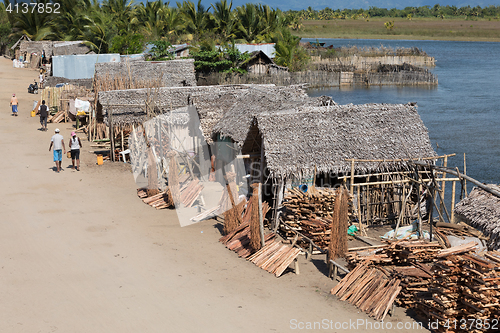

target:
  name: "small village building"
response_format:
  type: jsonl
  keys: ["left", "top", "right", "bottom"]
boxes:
{"left": 213, "top": 102, "right": 438, "bottom": 226}
{"left": 454, "top": 185, "right": 500, "bottom": 250}
{"left": 243, "top": 51, "right": 288, "bottom": 75}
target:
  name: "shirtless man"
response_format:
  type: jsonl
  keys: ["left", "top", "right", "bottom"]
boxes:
{"left": 10, "top": 94, "right": 19, "bottom": 116}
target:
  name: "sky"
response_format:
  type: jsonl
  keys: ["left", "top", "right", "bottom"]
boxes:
{"left": 168, "top": 1, "right": 500, "bottom": 11}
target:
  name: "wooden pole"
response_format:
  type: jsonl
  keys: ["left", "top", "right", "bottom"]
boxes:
{"left": 258, "top": 183, "right": 265, "bottom": 248}
{"left": 463, "top": 153, "right": 468, "bottom": 197}
{"left": 366, "top": 177, "right": 370, "bottom": 225}
{"left": 451, "top": 180, "right": 456, "bottom": 223}
{"left": 109, "top": 106, "right": 115, "bottom": 162}
{"left": 350, "top": 159, "right": 355, "bottom": 196}
{"left": 259, "top": 139, "right": 265, "bottom": 185}
{"left": 440, "top": 156, "right": 447, "bottom": 219}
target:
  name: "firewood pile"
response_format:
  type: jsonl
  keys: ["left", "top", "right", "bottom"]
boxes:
{"left": 248, "top": 239, "right": 301, "bottom": 277}
{"left": 331, "top": 262, "right": 402, "bottom": 321}
{"left": 218, "top": 194, "right": 301, "bottom": 277}
{"left": 280, "top": 188, "right": 353, "bottom": 250}
{"left": 48, "top": 109, "right": 66, "bottom": 123}
{"left": 137, "top": 188, "right": 173, "bottom": 209}
{"left": 136, "top": 174, "right": 203, "bottom": 209}
{"left": 414, "top": 246, "right": 500, "bottom": 332}
{"left": 337, "top": 239, "right": 500, "bottom": 330}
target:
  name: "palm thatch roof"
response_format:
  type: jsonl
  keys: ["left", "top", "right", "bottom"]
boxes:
{"left": 212, "top": 86, "right": 332, "bottom": 144}
{"left": 98, "top": 84, "right": 321, "bottom": 143}
{"left": 215, "top": 103, "right": 436, "bottom": 177}
{"left": 454, "top": 185, "right": 500, "bottom": 250}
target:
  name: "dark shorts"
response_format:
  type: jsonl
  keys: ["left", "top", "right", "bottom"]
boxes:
{"left": 71, "top": 149, "right": 80, "bottom": 160}
{"left": 40, "top": 116, "right": 47, "bottom": 127}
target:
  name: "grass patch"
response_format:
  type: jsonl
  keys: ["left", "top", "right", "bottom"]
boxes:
{"left": 295, "top": 18, "right": 500, "bottom": 42}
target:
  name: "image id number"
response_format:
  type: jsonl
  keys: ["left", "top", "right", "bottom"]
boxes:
{"left": 6, "top": 2, "right": 61, "bottom": 14}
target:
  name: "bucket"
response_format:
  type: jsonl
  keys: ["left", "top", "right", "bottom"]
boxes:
{"left": 299, "top": 184, "right": 308, "bottom": 193}
{"left": 67, "top": 151, "right": 71, "bottom": 159}
{"left": 97, "top": 154, "right": 103, "bottom": 165}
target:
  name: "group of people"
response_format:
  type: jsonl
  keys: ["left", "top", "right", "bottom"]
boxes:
{"left": 10, "top": 92, "right": 83, "bottom": 173}
{"left": 49, "top": 129, "right": 83, "bottom": 173}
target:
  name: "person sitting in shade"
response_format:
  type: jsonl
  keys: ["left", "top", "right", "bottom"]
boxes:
{"left": 49, "top": 128, "right": 66, "bottom": 173}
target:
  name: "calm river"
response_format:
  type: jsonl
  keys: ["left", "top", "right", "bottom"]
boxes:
{"left": 304, "top": 38, "right": 500, "bottom": 185}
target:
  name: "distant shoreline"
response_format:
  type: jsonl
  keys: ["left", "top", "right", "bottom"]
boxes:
{"left": 295, "top": 18, "right": 500, "bottom": 43}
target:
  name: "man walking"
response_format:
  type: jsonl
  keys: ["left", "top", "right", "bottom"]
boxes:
{"left": 10, "top": 94, "right": 18, "bottom": 116}
{"left": 37, "top": 100, "right": 48, "bottom": 131}
{"left": 49, "top": 128, "right": 66, "bottom": 173}
{"left": 69, "top": 131, "right": 82, "bottom": 171}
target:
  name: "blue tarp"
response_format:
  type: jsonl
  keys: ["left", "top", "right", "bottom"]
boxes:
{"left": 52, "top": 54, "right": 120, "bottom": 79}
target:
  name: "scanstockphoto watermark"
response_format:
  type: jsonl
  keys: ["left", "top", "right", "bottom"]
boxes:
{"left": 290, "top": 319, "right": 424, "bottom": 330}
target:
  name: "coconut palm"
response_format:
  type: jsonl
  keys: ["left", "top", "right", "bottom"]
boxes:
{"left": 235, "top": 3, "right": 261, "bottom": 43}
{"left": 177, "top": 0, "right": 209, "bottom": 41}
{"left": 210, "top": 0, "right": 236, "bottom": 42}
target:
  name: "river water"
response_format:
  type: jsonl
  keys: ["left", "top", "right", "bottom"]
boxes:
{"left": 304, "top": 38, "right": 500, "bottom": 185}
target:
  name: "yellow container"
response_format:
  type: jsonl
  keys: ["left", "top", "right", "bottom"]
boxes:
{"left": 31, "top": 109, "right": 36, "bottom": 117}
{"left": 97, "top": 155, "right": 103, "bottom": 165}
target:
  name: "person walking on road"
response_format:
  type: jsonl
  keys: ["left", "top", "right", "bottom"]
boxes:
{"left": 10, "top": 94, "right": 18, "bottom": 116}
{"left": 49, "top": 128, "right": 66, "bottom": 173}
{"left": 37, "top": 100, "right": 48, "bottom": 131}
{"left": 69, "top": 131, "right": 82, "bottom": 171}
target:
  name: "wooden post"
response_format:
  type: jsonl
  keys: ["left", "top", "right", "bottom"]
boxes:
{"left": 451, "top": 180, "right": 456, "bottom": 223}
{"left": 418, "top": 183, "right": 423, "bottom": 239}
{"left": 440, "top": 156, "right": 447, "bottom": 219}
{"left": 259, "top": 139, "right": 265, "bottom": 185}
{"left": 109, "top": 107, "right": 115, "bottom": 162}
{"left": 366, "top": 177, "right": 370, "bottom": 225}
{"left": 463, "top": 153, "right": 468, "bottom": 197}
{"left": 121, "top": 129, "right": 124, "bottom": 152}
{"left": 258, "top": 183, "right": 265, "bottom": 248}
{"left": 350, "top": 159, "right": 355, "bottom": 196}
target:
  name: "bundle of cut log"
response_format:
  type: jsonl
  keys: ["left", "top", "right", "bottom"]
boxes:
{"left": 331, "top": 263, "right": 402, "bottom": 321}
{"left": 179, "top": 178, "right": 203, "bottom": 208}
{"left": 345, "top": 240, "right": 444, "bottom": 266}
{"left": 48, "top": 110, "right": 65, "bottom": 123}
{"left": 248, "top": 239, "right": 301, "bottom": 277}
{"left": 137, "top": 189, "right": 173, "bottom": 209}
{"left": 219, "top": 198, "right": 271, "bottom": 258}
{"left": 280, "top": 188, "right": 353, "bottom": 250}
{"left": 414, "top": 245, "right": 500, "bottom": 332}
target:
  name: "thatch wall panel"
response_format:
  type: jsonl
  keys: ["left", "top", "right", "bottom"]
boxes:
{"left": 95, "top": 59, "right": 196, "bottom": 88}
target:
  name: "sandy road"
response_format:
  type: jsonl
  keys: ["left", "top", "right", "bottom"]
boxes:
{"left": 0, "top": 56, "right": 427, "bottom": 333}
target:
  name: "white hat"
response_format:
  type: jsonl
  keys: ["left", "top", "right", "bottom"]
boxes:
{"left": 55, "top": 128, "right": 60, "bottom": 133}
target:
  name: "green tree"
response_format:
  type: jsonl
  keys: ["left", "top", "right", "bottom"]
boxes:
{"left": 273, "top": 28, "right": 308, "bottom": 71}
{"left": 210, "top": 0, "right": 235, "bottom": 42}
{"left": 177, "top": 0, "right": 209, "bottom": 41}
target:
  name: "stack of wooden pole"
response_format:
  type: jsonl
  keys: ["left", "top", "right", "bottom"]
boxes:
{"left": 281, "top": 187, "right": 356, "bottom": 250}
{"left": 221, "top": 172, "right": 242, "bottom": 235}
{"left": 137, "top": 189, "right": 174, "bottom": 209}
{"left": 331, "top": 263, "right": 402, "bottom": 321}
{"left": 248, "top": 239, "right": 301, "bottom": 277}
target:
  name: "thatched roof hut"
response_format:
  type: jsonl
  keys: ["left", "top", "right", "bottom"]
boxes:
{"left": 214, "top": 102, "right": 436, "bottom": 178}
{"left": 98, "top": 84, "right": 319, "bottom": 143}
{"left": 454, "top": 185, "right": 500, "bottom": 250}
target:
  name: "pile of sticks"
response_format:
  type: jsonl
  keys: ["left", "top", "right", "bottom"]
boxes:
{"left": 48, "top": 110, "right": 65, "bottom": 123}
{"left": 280, "top": 187, "right": 353, "bottom": 250}
{"left": 414, "top": 245, "right": 500, "bottom": 331}
{"left": 248, "top": 239, "right": 301, "bottom": 277}
{"left": 220, "top": 222, "right": 276, "bottom": 258}
{"left": 331, "top": 263, "right": 402, "bottom": 321}
{"left": 137, "top": 189, "right": 173, "bottom": 209}
{"left": 345, "top": 240, "right": 444, "bottom": 266}
{"left": 179, "top": 178, "right": 203, "bottom": 208}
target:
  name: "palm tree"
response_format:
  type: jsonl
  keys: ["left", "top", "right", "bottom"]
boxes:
{"left": 235, "top": 3, "right": 261, "bottom": 43}
{"left": 10, "top": 0, "right": 57, "bottom": 40}
{"left": 177, "top": 0, "right": 209, "bottom": 41}
{"left": 210, "top": 0, "right": 235, "bottom": 42}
